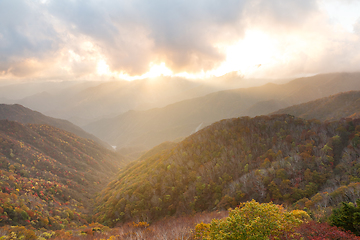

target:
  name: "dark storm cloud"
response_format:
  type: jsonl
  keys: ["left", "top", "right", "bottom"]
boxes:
{"left": 0, "top": 0, "right": 320, "bottom": 78}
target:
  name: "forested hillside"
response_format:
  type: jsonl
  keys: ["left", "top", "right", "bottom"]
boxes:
{"left": 95, "top": 114, "right": 360, "bottom": 226}
{"left": 0, "top": 104, "right": 107, "bottom": 147}
{"left": 272, "top": 91, "right": 360, "bottom": 121}
{"left": 0, "top": 120, "right": 125, "bottom": 229}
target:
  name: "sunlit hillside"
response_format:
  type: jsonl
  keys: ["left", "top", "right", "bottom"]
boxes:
{"left": 94, "top": 114, "right": 360, "bottom": 225}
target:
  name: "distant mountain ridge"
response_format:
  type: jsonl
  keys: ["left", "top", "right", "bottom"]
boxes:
{"left": 14, "top": 76, "right": 247, "bottom": 126}
{"left": 84, "top": 72, "right": 360, "bottom": 149}
{"left": 271, "top": 91, "right": 360, "bottom": 121}
{"left": 0, "top": 104, "right": 108, "bottom": 147}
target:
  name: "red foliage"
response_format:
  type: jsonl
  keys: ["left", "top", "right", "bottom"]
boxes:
{"left": 275, "top": 221, "right": 360, "bottom": 240}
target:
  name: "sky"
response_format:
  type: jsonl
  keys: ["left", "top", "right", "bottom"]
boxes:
{"left": 1, "top": 0, "right": 360, "bottom": 82}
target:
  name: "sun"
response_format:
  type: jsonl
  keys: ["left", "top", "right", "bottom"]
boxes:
{"left": 146, "top": 62, "right": 173, "bottom": 78}
{"left": 97, "top": 61, "right": 173, "bottom": 80}
{"left": 211, "top": 30, "right": 278, "bottom": 77}
{"left": 97, "top": 60, "right": 111, "bottom": 76}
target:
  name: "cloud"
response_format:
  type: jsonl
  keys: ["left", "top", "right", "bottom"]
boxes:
{"left": 44, "top": 0, "right": 319, "bottom": 75}
{"left": 354, "top": 18, "right": 360, "bottom": 35}
{"left": 245, "top": 0, "right": 318, "bottom": 29}
{"left": 2, "top": 0, "right": 360, "bottom": 80}
{"left": 0, "top": 0, "right": 62, "bottom": 77}
{"left": 133, "top": 0, "right": 248, "bottom": 73}
{"left": 45, "top": 0, "right": 249, "bottom": 74}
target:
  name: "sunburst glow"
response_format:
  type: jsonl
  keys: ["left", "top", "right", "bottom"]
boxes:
{"left": 211, "top": 30, "right": 278, "bottom": 77}
{"left": 145, "top": 63, "right": 173, "bottom": 78}
{"left": 97, "top": 62, "right": 174, "bottom": 81}
{"left": 95, "top": 31, "right": 279, "bottom": 80}
{"left": 97, "top": 60, "right": 111, "bottom": 76}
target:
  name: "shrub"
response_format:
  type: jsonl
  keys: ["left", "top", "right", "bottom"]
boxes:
{"left": 193, "top": 200, "right": 309, "bottom": 240}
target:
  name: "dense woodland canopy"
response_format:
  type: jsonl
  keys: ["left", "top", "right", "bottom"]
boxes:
{"left": 94, "top": 114, "right": 360, "bottom": 226}
{"left": 0, "top": 120, "right": 125, "bottom": 230}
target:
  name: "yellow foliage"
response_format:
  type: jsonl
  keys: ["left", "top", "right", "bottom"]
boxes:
{"left": 132, "top": 221, "right": 149, "bottom": 228}
{"left": 194, "top": 200, "right": 309, "bottom": 240}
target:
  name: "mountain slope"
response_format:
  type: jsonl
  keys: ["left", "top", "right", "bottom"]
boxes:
{"left": 271, "top": 91, "right": 360, "bottom": 121}
{"left": 94, "top": 114, "right": 360, "bottom": 225}
{"left": 85, "top": 72, "right": 360, "bottom": 149}
{"left": 0, "top": 120, "right": 125, "bottom": 229}
{"left": 0, "top": 104, "right": 108, "bottom": 147}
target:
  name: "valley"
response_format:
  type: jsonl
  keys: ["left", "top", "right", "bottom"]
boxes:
{"left": 1, "top": 73, "right": 360, "bottom": 239}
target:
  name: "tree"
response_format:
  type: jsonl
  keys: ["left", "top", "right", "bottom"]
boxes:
{"left": 193, "top": 200, "right": 309, "bottom": 240}
{"left": 329, "top": 200, "right": 360, "bottom": 235}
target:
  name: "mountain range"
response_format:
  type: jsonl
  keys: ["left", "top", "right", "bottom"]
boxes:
{"left": 84, "top": 72, "right": 360, "bottom": 150}
{"left": 8, "top": 75, "right": 250, "bottom": 126}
